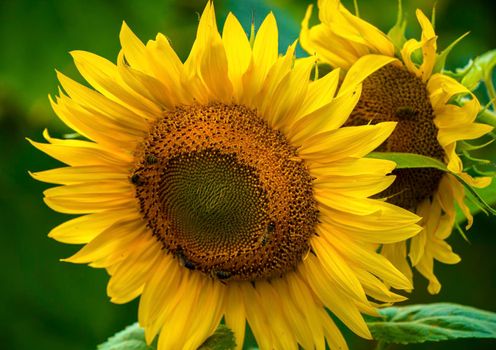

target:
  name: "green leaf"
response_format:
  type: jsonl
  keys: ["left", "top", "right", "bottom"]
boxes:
{"left": 368, "top": 152, "right": 447, "bottom": 170}
{"left": 97, "top": 323, "right": 236, "bottom": 350}
{"left": 477, "top": 108, "right": 496, "bottom": 129}
{"left": 456, "top": 179, "right": 496, "bottom": 224}
{"left": 458, "top": 139, "right": 494, "bottom": 152}
{"left": 433, "top": 32, "right": 470, "bottom": 74}
{"left": 461, "top": 50, "right": 496, "bottom": 93}
{"left": 462, "top": 150, "right": 491, "bottom": 165}
{"left": 198, "top": 325, "right": 236, "bottom": 350}
{"left": 367, "top": 303, "right": 496, "bottom": 344}
{"left": 367, "top": 152, "right": 496, "bottom": 215}
{"left": 387, "top": 0, "right": 407, "bottom": 51}
{"left": 98, "top": 323, "right": 155, "bottom": 350}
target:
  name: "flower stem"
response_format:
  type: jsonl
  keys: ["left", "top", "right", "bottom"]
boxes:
{"left": 485, "top": 76, "right": 496, "bottom": 109}
{"left": 477, "top": 108, "right": 496, "bottom": 128}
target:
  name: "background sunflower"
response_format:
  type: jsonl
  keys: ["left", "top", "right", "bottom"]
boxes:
{"left": 0, "top": 1, "right": 494, "bottom": 350}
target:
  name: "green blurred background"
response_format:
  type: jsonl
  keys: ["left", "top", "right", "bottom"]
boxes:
{"left": 0, "top": 0, "right": 494, "bottom": 349}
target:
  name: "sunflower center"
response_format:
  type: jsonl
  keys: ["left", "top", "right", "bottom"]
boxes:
{"left": 345, "top": 63, "right": 445, "bottom": 210}
{"left": 133, "top": 104, "right": 318, "bottom": 281}
{"left": 161, "top": 150, "right": 268, "bottom": 256}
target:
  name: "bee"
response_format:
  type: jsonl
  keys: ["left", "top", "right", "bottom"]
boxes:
{"left": 176, "top": 250, "right": 195, "bottom": 270}
{"left": 395, "top": 106, "right": 418, "bottom": 119}
{"left": 260, "top": 221, "right": 276, "bottom": 246}
{"left": 130, "top": 173, "right": 144, "bottom": 186}
{"left": 267, "top": 221, "right": 276, "bottom": 233}
{"left": 145, "top": 154, "right": 158, "bottom": 165}
{"left": 211, "top": 269, "right": 232, "bottom": 281}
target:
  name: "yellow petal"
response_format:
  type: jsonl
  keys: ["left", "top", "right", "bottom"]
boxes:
{"left": 325, "top": 233, "right": 413, "bottom": 290}
{"left": 265, "top": 56, "right": 315, "bottom": 130}
{"left": 338, "top": 4, "right": 395, "bottom": 56}
{"left": 447, "top": 174, "right": 474, "bottom": 229}
{"left": 48, "top": 207, "right": 139, "bottom": 244}
{"left": 143, "top": 267, "right": 195, "bottom": 342}
{"left": 43, "top": 181, "right": 133, "bottom": 198}
{"left": 302, "top": 20, "right": 358, "bottom": 68}
{"left": 30, "top": 165, "right": 127, "bottom": 185}
{"left": 242, "top": 12, "right": 279, "bottom": 101}
{"left": 43, "top": 181, "right": 134, "bottom": 214}
{"left": 271, "top": 278, "right": 314, "bottom": 350}
{"left": 222, "top": 13, "right": 252, "bottom": 100}
{"left": 71, "top": 50, "right": 161, "bottom": 118}
{"left": 299, "top": 67, "right": 340, "bottom": 117}
{"left": 199, "top": 24, "right": 233, "bottom": 101}
{"left": 415, "top": 9, "right": 437, "bottom": 81}
{"left": 312, "top": 237, "right": 369, "bottom": 304}
{"left": 429, "top": 238, "right": 461, "bottom": 265}
{"left": 415, "top": 253, "right": 441, "bottom": 294}
{"left": 29, "top": 138, "right": 131, "bottom": 168}
{"left": 288, "top": 83, "right": 362, "bottom": 144}
{"left": 182, "top": 280, "right": 225, "bottom": 350}
{"left": 119, "top": 22, "right": 154, "bottom": 75}
{"left": 55, "top": 70, "right": 150, "bottom": 130}
{"left": 255, "top": 281, "right": 298, "bottom": 349}
{"left": 444, "top": 143, "right": 463, "bottom": 173}
{"left": 301, "top": 0, "right": 395, "bottom": 69}
{"left": 285, "top": 273, "right": 327, "bottom": 350}
{"left": 315, "top": 191, "right": 382, "bottom": 215}
{"left": 117, "top": 56, "right": 174, "bottom": 108}
{"left": 354, "top": 268, "right": 408, "bottom": 303}
{"left": 428, "top": 73, "right": 475, "bottom": 108}
{"left": 320, "top": 307, "right": 349, "bottom": 350}
{"left": 434, "top": 104, "right": 479, "bottom": 128}
{"left": 314, "top": 174, "right": 395, "bottom": 197}
{"left": 299, "top": 122, "right": 397, "bottom": 161}
{"left": 438, "top": 123, "right": 493, "bottom": 147}
{"left": 138, "top": 255, "right": 179, "bottom": 330}
{"left": 50, "top": 94, "right": 141, "bottom": 150}
{"left": 339, "top": 54, "right": 397, "bottom": 96}
{"left": 400, "top": 38, "right": 425, "bottom": 77}
{"left": 156, "top": 273, "right": 204, "bottom": 349}
{"left": 64, "top": 219, "right": 145, "bottom": 264}
{"left": 224, "top": 284, "right": 246, "bottom": 350}
{"left": 458, "top": 172, "right": 492, "bottom": 189}
{"left": 409, "top": 228, "right": 427, "bottom": 267}
{"left": 318, "top": 211, "right": 419, "bottom": 244}
{"left": 240, "top": 282, "right": 273, "bottom": 350}
{"left": 145, "top": 33, "right": 184, "bottom": 100}
{"left": 108, "top": 234, "right": 162, "bottom": 303}
{"left": 310, "top": 158, "right": 396, "bottom": 177}
{"left": 303, "top": 255, "right": 372, "bottom": 339}
{"left": 301, "top": 3, "right": 358, "bottom": 68}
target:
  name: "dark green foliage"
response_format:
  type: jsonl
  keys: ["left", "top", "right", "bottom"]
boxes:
{"left": 98, "top": 323, "right": 235, "bottom": 350}
{"left": 198, "top": 325, "right": 236, "bottom": 350}
{"left": 98, "top": 324, "right": 155, "bottom": 350}
{"left": 367, "top": 303, "right": 496, "bottom": 344}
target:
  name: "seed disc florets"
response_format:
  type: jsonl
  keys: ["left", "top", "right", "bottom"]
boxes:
{"left": 345, "top": 64, "right": 445, "bottom": 209}
{"left": 132, "top": 104, "right": 318, "bottom": 281}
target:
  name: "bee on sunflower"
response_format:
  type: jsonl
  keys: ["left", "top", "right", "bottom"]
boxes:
{"left": 300, "top": 0, "right": 494, "bottom": 294}
{"left": 29, "top": 1, "right": 425, "bottom": 349}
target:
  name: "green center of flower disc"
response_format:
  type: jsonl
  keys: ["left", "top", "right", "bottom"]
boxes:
{"left": 345, "top": 63, "right": 445, "bottom": 210}
{"left": 161, "top": 150, "right": 269, "bottom": 256}
{"left": 133, "top": 104, "right": 318, "bottom": 281}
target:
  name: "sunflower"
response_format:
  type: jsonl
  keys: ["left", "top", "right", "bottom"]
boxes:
{"left": 30, "top": 2, "right": 422, "bottom": 349}
{"left": 301, "top": 0, "right": 493, "bottom": 294}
